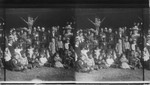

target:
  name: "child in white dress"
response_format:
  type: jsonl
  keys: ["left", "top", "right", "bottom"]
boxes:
{"left": 120, "top": 54, "right": 130, "bottom": 69}
{"left": 54, "top": 53, "right": 63, "bottom": 68}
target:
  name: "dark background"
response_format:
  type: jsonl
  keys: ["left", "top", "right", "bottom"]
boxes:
{"left": 5, "top": 8, "right": 149, "bottom": 31}
{"left": 5, "top": 9, "right": 74, "bottom": 30}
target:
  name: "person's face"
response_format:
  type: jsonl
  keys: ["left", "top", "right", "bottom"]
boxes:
{"left": 80, "top": 33, "right": 83, "bottom": 36}
{"left": 24, "top": 32, "right": 27, "bottom": 35}
{"left": 105, "top": 28, "right": 107, "bottom": 32}
{"left": 133, "top": 30, "right": 138, "bottom": 34}
{"left": 88, "top": 31, "right": 91, "bottom": 34}
{"left": 133, "top": 40, "right": 136, "bottom": 44}
{"left": 109, "top": 29, "right": 112, "bottom": 33}
{"left": 89, "top": 54, "right": 92, "bottom": 59}
{"left": 59, "top": 36, "right": 61, "bottom": 40}
{"left": 125, "top": 37, "right": 128, "bottom": 41}
{"left": 56, "top": 54, "right": 59, "bottom": 57}
{"left": 107, "top": 55, "right": 110, "bottom": 58}
{"left": 101, "top": 28, "right": 103, "bottom": 32}
{"left": 67, "top": 29, "right": 71, "bottom": 33}
{"left": 91, "top": 33, "right": 94, "bottom": 36}
{"left": 21, "top": 30, "right": 23, "bottom": 33}
{"left": 67, "top": 40, "right": 70, "bottom": 43}
{"left": 148, "top": 31, "right": 150, "bottom": 35}
{"left": 42, "top": 28, "right": 45, "bottom": 32}
{"left": 34, "top": 28, "right": 36, "bottom": 31}
{"left": 52, "top": 38, "right": 55, "bottom": 42}
{"left": 13, "top": 31, "right": 16, "bottom": 35}
{"left": 118, "top": 39, "right": 122, "bottom": 43}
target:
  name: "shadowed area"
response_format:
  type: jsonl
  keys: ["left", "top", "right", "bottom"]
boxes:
{"left": 76, "top": 68, "right": 150, "bottom": 81}
{"left": 4, "top": 67, "right": 75, "bottom": 81}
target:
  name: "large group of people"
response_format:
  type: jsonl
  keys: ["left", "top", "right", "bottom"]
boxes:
{"left": 3, "top": 16, "right": 75, "bottom": 71}
{"left": 75, "top": 18, "right": 150, "bottom": 72}
{"left": 0, "top": 16, "right": 150, "bottom": 73}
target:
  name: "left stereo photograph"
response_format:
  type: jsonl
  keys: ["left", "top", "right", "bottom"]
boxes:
{"left": 2, "top": 8, "right": 76, "bottom": 81}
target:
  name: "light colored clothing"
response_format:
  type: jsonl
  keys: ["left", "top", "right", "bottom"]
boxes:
{"left": 54, "top": 56, "right": 63, "bottom": 68}
{"left": 120, "top": 56, "right": 130, "bottom": 69}
{"left": 39, "top": 57, "right": 47, "bottom": 66}
{"left": 143, "top": 47, "right": 150, "bottom": 61}
{"left": 106, "top": 58, "right": 114, "bottom": 67}
{"left": 95, "top": 49, "right": 101, "bottom": 59}
{"left": 14, "top": 48, "right": 22, "bottom": 58}
{"left": 131, "top": 44, "right": 136, "bottom": 51}
{"left": 4, "top": 48, "right": 11, "bottom": 61}
{"left": 28, "top": 48, "right": 34, "bottom": 58}
{"left": 87, "top": 57, "right": 95, "bottom": 67}
{"left": 49, "top": 42, "right": 56, "bottom": 55}
{"left": 116, "top": 43, "right": 123, "bottom": 55}
{"left": 124, "top": 42, "right": 130, "bottom": 50}
{"left": 21, "top": 57, "right": 28, "bottom": 66}
{"left": 57, "top": 41, "right": 63, "bottom": 49}
{"left": 81, "top": 49, "right": 89, "bottom": 59}
{"left": 65, "top": 43, "right": 69, "bottom": 50}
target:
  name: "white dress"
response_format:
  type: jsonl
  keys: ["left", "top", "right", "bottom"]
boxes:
{"left": 39, "top": 57, "right": 47, "bottom": 66}
{"left": 120, "top": 57, "right": 130, "bottom": 69}
{"left": 106, "top": 58, "right": 114, "bottom": 67}
{"left": 95, "top": 49, "right": 101, "bottom": 59}
{"left": 5, "top": 48, "right": 11, "bottom": 61}
{"left": 143, "top": 47, "right": 150, "bottom": 61}
{"left": 54, "top": 56, "right": 63, "bottom": 68}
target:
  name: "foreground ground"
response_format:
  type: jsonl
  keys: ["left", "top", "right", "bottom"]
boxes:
{"left": 0, "top": 67, "right": 75, "bottom": 81}
{"left": 75, "top": 68, "right": 150, "bottom": 81}
{"left": 0, "top": 67, "right": 150, "bottom": 81}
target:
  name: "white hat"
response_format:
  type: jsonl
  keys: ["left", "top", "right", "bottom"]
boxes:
{"left": 132, "top": 26, "right": 139, "bottom": 30}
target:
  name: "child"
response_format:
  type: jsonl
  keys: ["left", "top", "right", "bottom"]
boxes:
{"left": 94, "top": 47, "right": 101, "bottom": 64}
{"left": 11, "top": 53, "right": 24, "bottom": 71}
{"left": 65, "top": 51, "right": 74, "bottom": 68}
{"left": 39, "top": 50, "right": 48, "bottom": 66}
{"left": 106, "top": 52, "right": 114, "bottom": 68}
{"left": 115, "top": 39, "right": 123, "bottom": 58}
{"left": 120, "top": 54, "right": 130, "bottom": 69}
{"left": 77, "top": 54, "right": 91, "bottom": 73}
{"left": 54, "top": 53, "right": 63, "bottom": 68}
{"left": 86, "top": 53, "right": 96, "bottom": 70}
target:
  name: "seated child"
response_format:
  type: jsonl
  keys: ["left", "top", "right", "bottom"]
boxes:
{"left": 130, "top": 51, "right": 142, "bottom": 69}
{"left": 11, "top": 53, "right": 24, "bottom": 71}
{"left": 54, "top": 53, "right": 63, "bottom": 68}
{"left": 94, "top": 47, "right": 101, "bottom": 65}
{"left": 28, "top": 49, "right": 40, "bottom": 68}
{"left": 77, "top": 54, "right": 91, "bottom": 72}
{"left": 19, "top": 52, "right": 28, "bottom": 69}
{"left": 120, "top": 54, "right": 130, "bottom": 69}
{"left": 65, "top": 51, "right": 74, "bottom": 68}
{"left": 106, "top": 53, "right": 114, "bottom": 67}
{"left": 39, "top": 51, "right": 48, "bottom": 66}
{"left": 86, "top": 53, "right": 96, "bottom": 70}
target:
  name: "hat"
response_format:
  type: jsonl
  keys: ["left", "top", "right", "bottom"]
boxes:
{"left": 132, "top": 26, "right": 139, "bottom": 31}
{"left": 133, "top": 38, "right": 137, "bottom": 41}
{"left": 65, "top": 25, "right": 72, "bottom": 30}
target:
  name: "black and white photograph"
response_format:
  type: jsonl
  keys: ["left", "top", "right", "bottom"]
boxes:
{"left": 75, "top": 8, "right": 149, "bottom": 81}
{"left": 0, "top": 7, "right": 150, "bottom": 82}
{"left": 3, "top": 8, "right": 75, "bottom": 81}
